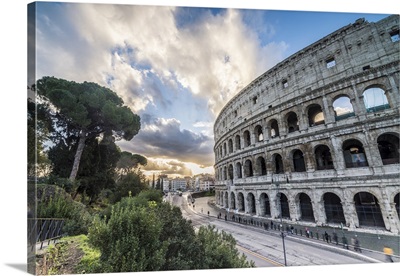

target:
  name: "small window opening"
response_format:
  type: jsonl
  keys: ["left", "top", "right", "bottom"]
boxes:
{"left": 326, "top": 57, "right": 336, "bottom": 68}
{"left": 363, "top": 65, "right": 370, "bottom": 71}
{"left": 282, "top": 80, "right": 288, "bottom": 88}
{"left": 253, "top": 96, "right": 258, "bottom": 105}
{"left": 390, "top": 30, "right": 399, "bottom": 42}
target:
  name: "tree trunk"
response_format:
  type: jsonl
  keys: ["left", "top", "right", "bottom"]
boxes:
{"left": 69, "top": 129, "right": 87, "bottom": 182}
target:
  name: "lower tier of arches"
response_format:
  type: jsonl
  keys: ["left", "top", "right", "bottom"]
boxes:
{"left": 214, "top": 184, "right": 400, "bottom": 234}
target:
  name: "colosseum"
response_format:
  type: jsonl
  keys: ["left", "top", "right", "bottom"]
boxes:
{"left": 213, "top": 14, "right": 400, "bottom": 234}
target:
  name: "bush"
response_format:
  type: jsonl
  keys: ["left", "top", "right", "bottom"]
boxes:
{"left": 88, "top": 197, "right": 167, "bottom": 272}
{"left": 37, "top": 184, "right": 92, "bottom": 236}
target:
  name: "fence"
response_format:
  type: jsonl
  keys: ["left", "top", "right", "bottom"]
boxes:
{"left": 28, "top": 218, "right": 65, "bottom": 251}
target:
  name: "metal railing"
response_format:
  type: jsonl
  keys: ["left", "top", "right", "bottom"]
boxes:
{"left": 28, "top": 218, "right": 65, "bottom": 251}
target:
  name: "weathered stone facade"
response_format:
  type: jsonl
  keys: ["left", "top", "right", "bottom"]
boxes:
{"left": 213, "top": 15, "right": 400, "bottom": 234}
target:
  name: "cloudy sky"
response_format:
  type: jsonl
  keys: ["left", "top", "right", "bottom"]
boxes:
{"left": 30, "top": 1, "right": 390, "bottom": 178}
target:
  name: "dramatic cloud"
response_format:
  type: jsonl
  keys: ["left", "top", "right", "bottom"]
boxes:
{"left": 117, "top": 115, "right": 215, "bottom": 166}
{"left": 35, "top": 3, "right": 290, "bottom": 177}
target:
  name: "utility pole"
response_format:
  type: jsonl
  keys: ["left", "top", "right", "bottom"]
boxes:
{"left": 273, "top": 173, "right": 287, "bottom": 266}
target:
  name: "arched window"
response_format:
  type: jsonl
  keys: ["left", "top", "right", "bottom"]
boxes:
{"left": 298, "top": 193, "right": 314, "bottom": 222}
{"left": 244, "top": 159, "right": 253, "bottom": 177}
{"left": 293, "top": 149, "right": 306, "bottom": 172}
{"left": 223, "top": 166, "right": 227, "bottom": 180}
{"left": 277, "top": 193, "right": 290, "bottom": 219}
{"left": 307, "top": 104, "right": 325, "bottom": 126}
{"left": 247, "top": 193, "right": 256, "bottom": 214}
{"left": 342, "top": 139, "right": 369, "bottom": 168}
{"left": 333, "top": 96, "right": 355, "bottom": 120}
{"left": 243, "top": 130, "right": 251, "bottom": 147}
{"left": 260, "top": 193, "right": 271, "bottom": 217}
{"left": 315, "top": 145, "right": 334, "bottom": 170}
{"left": 363, "top": 87, "right": 390, "bottom": 113}
{"left": 254, "top": 125, "right": 263, "bottom": 142}
{"left": 230, "top": 192, "right": 236, "bottom": 210}
{"left": 287, "top": 112, "right": 299, "bottom": 133}
{"left": 270, "top": 119, "right": 280, "bottom": 138}
{"left": 235, "top": 135, "right": 241, "bottom": 150}
{"left": 228, "top": 164, "right": 234, "bottom": 180}
{"left": 274, "top": 154, "right": 284, "bottom": 174}
{"left": 223, "top": 143, "right": 227, "bottom": 156}
{"left": 256, "top": 156, "right": 267, "bottom": 175}
{"left": 377, "top": 133, "right": 399, "bottom": 165}
{"left": 228, "top": 139, "right": 233, "bottom": 153}
{"left": 236, "top": 162, "right": 242, "bottom": 178}
{"left": 238, "top": 193, "right": 245, "bottom": 212}
{"left": 324, "top": 192, "right": 346, "bottom": 224}
{"left": 354, "top": 192, "right": 385, "bottom": 228}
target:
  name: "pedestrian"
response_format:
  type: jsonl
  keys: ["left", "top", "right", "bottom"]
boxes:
{"left": 291, "top": 225, "right": 294, "bottom": 234}
{"left": 324, "top": 231, "right": 329, "bottom": 243}
{"left": 332, "top": 232, "right": 338, "bottom": 245}
{"left": 224, "top": 214, "right": 227, "bottom": 221}
{"left": 342, "top": 236, "right": 349, "bottom": 249}
{"left": 305, "top": 227, "right": 310, "bottom": 238}
{"left": 353, "top": 235, "right": 361, "bottom": 252}
{"left": 383, "top": 245, "right": 394, "bottom": 262}
{"left": 207, "top": 210, "right": 210, "bottom": 216}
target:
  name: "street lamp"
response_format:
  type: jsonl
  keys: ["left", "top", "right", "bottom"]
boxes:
{"left": 272, "top": 173, "right": 287, "bottom": 266}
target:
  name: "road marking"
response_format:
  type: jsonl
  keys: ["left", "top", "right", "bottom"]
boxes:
{"left": 237, "top": 245, "right": 284, "bottom": 267}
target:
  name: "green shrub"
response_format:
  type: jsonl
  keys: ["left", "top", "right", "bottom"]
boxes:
{"left": 88, "top": 197, "right": 167, "bottom": 272}
{"left": 37, "top": 184, "right": 92, "bottom": 236}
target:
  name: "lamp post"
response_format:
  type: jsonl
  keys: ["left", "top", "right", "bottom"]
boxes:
{"left": 272, "top": 173, "right": 287, "bottom": 266}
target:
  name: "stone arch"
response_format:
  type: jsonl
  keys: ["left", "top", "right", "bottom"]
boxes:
{"left": 224, "top": 191, "right": 229, "bottom": 208}
{"left": 259, "top": 193, "right": 271, "bottom": 217}
{"left": 256, "top": 156, "right": 267, "bottom": 175}
{"left": 269, "top": 118, "right": 280, "bottom": 138}
{"left": 237, "top": 192, "right": 245, "bottom": 212}
{"left": 235, "top": 134, "right": 241, "bottom": 150}
{"left": 277, "top": 192, "right": 290, "bottom": 219}
{"left": 297, "top": 192, "right": 315, "bottom": 222}
{"left": 243, "top": 130, "right": 251, "bottom": 147}
{"left": 362, "top": 86, "right": 390, "bottom": 113}
{"left": 223, "top": 166, "right": 227, "bottom": 180}
{"left": 230, "top": 192, "right": 236, "bottom": 210}
{"left": 292, "top": 149, "right": 306, "bottom": 172}
{"left": 333, "top": 95, "right": 355, "bottom": 120}
{"left": 377, "top": 133, "right": 399, "bottom": 165}
{"left": 254, "top": 124, "right": 264, "bottom": 142}
{"left": 307, "top": 103, "right": 325, "bottom": 127}
{"left": 342, "top": 139, "right": 369, "bottom": 168}
{"left": 247, "top": 192, "right": 256, "bottom": 214}
{"left": 354, "top": 192, "right": 385, "bottom": 228}
{"left": 236, "top": 162, "right": 242, "bottom": 178}
{"left": 314, "top": 144, "right": 334, "bottom": 170}
{"left": 273, "top": 153, "right": 284, "bottom": 174}
{"left": 286, "top": 111, "right": 299, "bottom": 133}
{"left": 223, "top": 142, "right": 227, "bottom": 156}
{"left": 228, "top": 164, "right": 234, "bottom": 180}
{"left": 244, "top": 159, "right": 254, "bottom": 177}
{"left": 323, "top": 192, "right": 346, "bottom": 224}
{"left": 228, "top": 138, "right": 233, "bottom": 153}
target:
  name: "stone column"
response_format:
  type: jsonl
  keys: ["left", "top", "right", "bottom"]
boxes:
{"left": 322, "top": 96, "right": 335, "bottom": 124}
{"left": 379, "top": 187, "right": 400, "bottom": 234}
{"left": 386, "top": 75, "right": 400, "bottom": 108}
{"left": 341, "top": 197, "right": 358, "bottom": 230}
{"left": 330, "top": 135, "right": 346, "bottom": 172}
